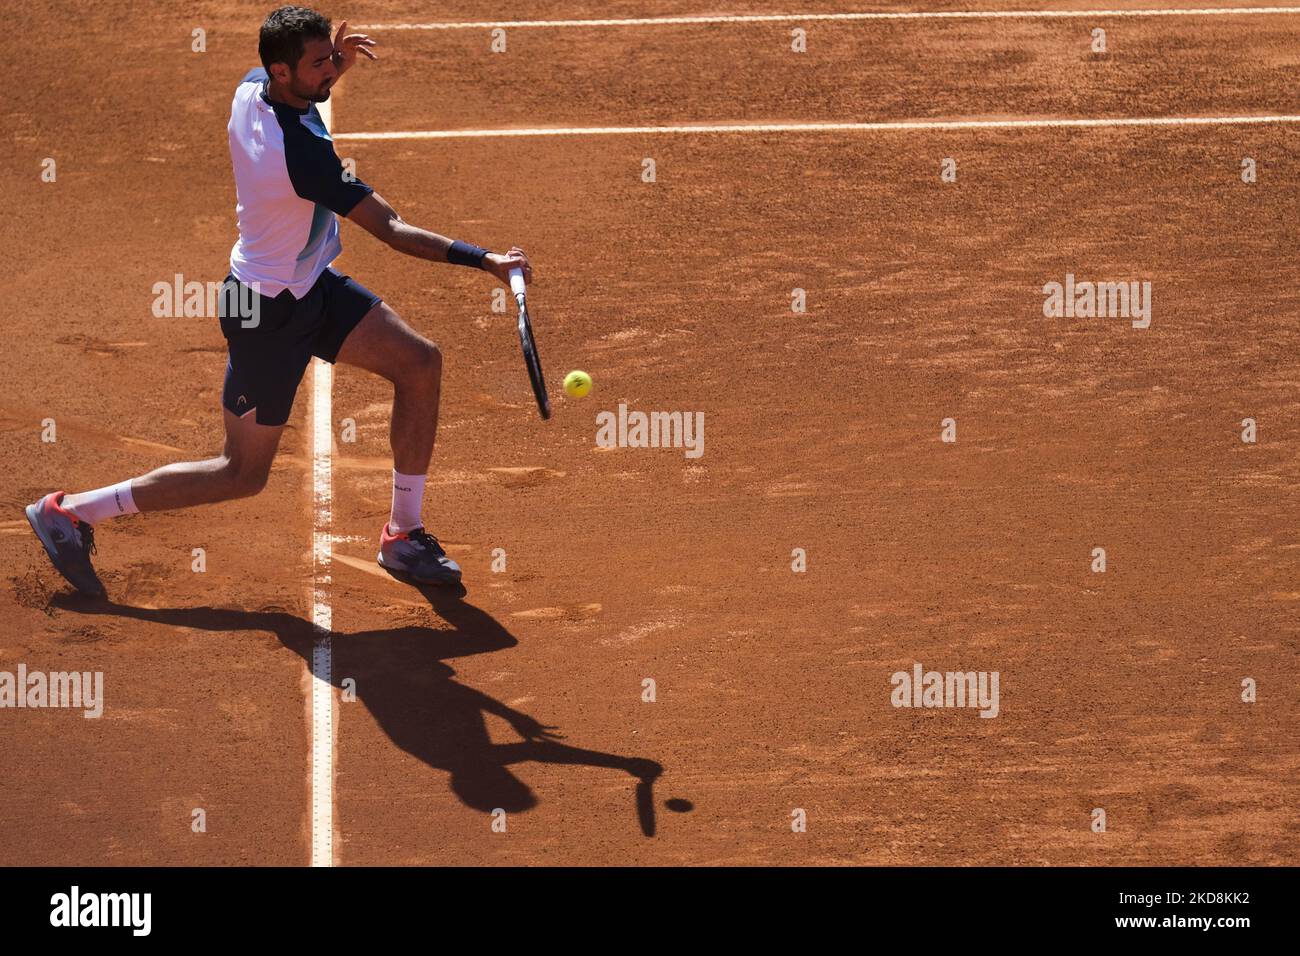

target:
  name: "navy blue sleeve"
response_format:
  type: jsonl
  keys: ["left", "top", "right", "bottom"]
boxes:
{"left": 282, "top": 115, "right": 374, "bottom": 216}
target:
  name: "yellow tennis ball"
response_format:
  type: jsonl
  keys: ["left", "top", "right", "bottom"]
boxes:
{"left": 564, "top": 370, "right": 592, "bottom": 398}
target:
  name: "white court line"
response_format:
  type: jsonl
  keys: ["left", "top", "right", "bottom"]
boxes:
{"left": 310, "top": 364, "right": 334, "bottom": 870}
{"left": 310, "top": 99, "right": 336, "bottom": 869}
{"left": 358, "top": 6, "right": 1300, "bottom": 29}
{"left": 310, "top": 360, "right": 334, "bottom": 868}
{"left": 334, "top": 113, "right": 1300, "bottom": 140}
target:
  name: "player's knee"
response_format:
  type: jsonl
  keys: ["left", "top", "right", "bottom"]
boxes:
{"left": 409, "top": 338, "right": 442, "bottom": 387}
{"left": 218, "top": 456, "right": 270, "bottom": 499}
{"left": 233, "top": 468, "right": 270, "bottom": 498}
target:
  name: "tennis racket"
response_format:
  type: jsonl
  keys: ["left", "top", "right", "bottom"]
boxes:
{"left": 509, "top": 267, "right": 551, "bottom": 420}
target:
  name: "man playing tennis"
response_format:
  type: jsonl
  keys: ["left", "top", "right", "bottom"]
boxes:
{"left": 26, "top": 5, "right": 531, "bottom": 595}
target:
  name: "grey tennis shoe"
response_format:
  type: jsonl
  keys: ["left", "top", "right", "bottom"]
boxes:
{"left": 25, "top": 491, "right": 106, "bottom": 597}
{"left": 378, "top": 524, "right": 462, "bottom": 585}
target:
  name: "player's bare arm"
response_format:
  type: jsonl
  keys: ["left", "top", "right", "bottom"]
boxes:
{"left": 347, "top": 192, "right": 534, "bottom": 286}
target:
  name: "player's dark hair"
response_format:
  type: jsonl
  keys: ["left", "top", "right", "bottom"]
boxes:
{"left": 259, "top": 6, "right": 332, "bottom": 72}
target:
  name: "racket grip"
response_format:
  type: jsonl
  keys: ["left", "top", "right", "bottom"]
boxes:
{"left": 508, "top": 267, "right": 527, "bottom": 299}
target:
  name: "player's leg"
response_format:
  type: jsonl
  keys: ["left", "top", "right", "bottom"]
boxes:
{"left": 334, "top": 299, "right": 442, "bottom": 477}
{"left": 64, "top": 313, "right": 300, "bottom": 516}
{"left": 327, "top": 289, "right": 459, "bottom": 585}
{"left": 127, "top": 408, "right": 285, "bottom": 510}
{"left": 120, "top": 272, "right": 296, "bottom": 511}
{"left": 27, "top": 271, "right": 308, "bottom": 596}
{"left": 26, "top": 410, "right": 286, "bottom": 596}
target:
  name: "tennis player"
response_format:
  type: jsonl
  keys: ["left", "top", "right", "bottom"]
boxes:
{"left": 26, "top": 5, "right": 531, "bottom": 594}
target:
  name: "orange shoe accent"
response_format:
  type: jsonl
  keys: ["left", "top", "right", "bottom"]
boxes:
{"left": 47, "top": 491, "right": 83, "bottom": 525}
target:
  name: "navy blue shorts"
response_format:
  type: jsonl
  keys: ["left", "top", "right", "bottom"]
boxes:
{"left": 218, "top": 268, "right": 380, "bottom": 426}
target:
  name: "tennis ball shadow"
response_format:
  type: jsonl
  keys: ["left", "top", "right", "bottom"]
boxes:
{"left": 665, "top": 798, "right": 694, "bottom": 813}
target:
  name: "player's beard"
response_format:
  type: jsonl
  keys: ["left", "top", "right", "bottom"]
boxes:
{"left": 290, "top": 71, "right": 332, "bottom": 103}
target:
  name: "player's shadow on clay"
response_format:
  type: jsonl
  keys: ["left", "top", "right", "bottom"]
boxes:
{"left": 52, "top": 588, "right": 669, "bottom": 837}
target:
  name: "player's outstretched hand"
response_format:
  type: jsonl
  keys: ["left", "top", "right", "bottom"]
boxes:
{"left": 483, "top": 246, "right": 534, "bottom": 286}
{"left": 510, "top": 714, "right": 563, "bottom": 742}
{"left": 331, "top": 19, "right": 378, "bottom": 73}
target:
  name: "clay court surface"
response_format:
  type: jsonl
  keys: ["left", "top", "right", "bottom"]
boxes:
{"left": 3, "top": 1, "right": 1299, "bottom": 865}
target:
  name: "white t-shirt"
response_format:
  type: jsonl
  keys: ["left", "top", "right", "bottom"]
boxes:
{"left": 227, "top": 68, "right": 373, "bottom": 299}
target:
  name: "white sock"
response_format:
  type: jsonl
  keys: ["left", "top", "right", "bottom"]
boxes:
{"left": 389, "top": 470, "right": 427, "bottom": 534}
{"left": 62, "top": 480, "right": 139, "bottom": 525}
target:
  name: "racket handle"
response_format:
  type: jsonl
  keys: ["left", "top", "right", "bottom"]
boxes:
{"left": 508, "top": 267, "right": 527, "bottom": 300}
